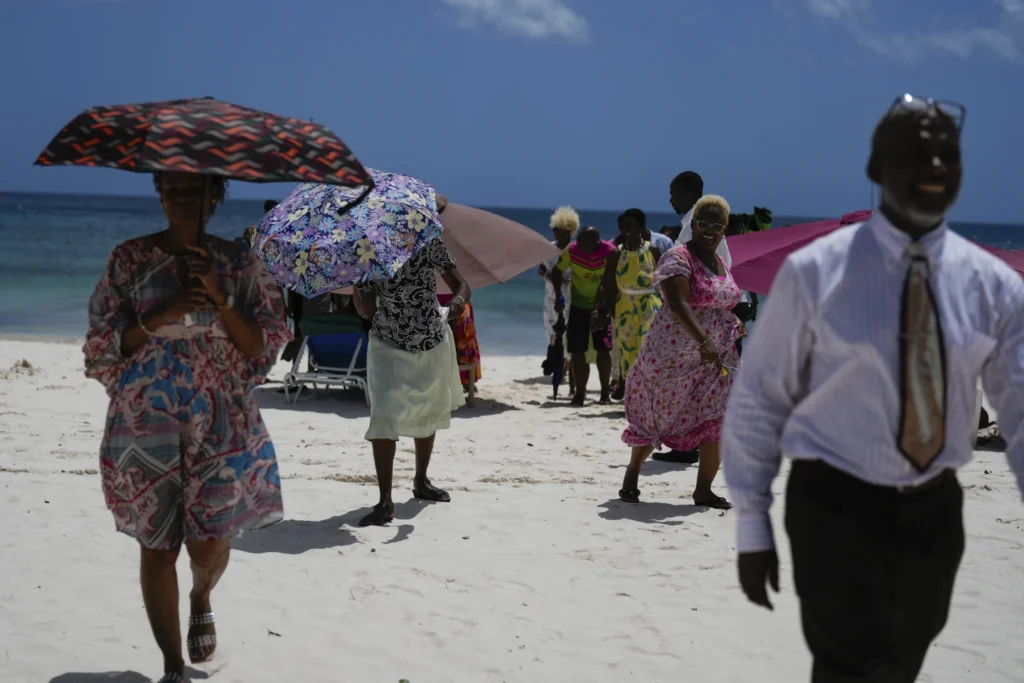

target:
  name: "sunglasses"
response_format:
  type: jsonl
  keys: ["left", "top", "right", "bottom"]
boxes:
{"left": 887, "top": 94, "right": 966, "bottom": 132}
{"left": 693, "top": 219, "right": 727, "bottom": 233}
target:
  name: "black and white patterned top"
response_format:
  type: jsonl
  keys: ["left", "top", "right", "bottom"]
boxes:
{"left": 367, "top": 239, "right": 456, "bottom": 352}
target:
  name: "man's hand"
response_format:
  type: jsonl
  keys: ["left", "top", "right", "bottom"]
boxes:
{"left": 738, "top": 550, "right": 780, "bottom": 610}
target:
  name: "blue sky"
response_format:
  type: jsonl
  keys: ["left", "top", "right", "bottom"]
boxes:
{"left": 1, "top": 0, "right": 1022, "bottom": 223}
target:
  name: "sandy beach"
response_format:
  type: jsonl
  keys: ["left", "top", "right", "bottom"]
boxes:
{"left": 1, "top": 337, "right": 1022, "bottom": 683}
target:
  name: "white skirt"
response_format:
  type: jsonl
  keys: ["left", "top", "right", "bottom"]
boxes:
{"left": 365, "top": 327, "right": 465, "bottom": 441}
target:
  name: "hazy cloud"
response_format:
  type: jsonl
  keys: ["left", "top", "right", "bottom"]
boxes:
{"left": 437, "top": 0, "right": 589, "bottom": 44}
{"left": 782, "top": 0, "right": 1023, "bottom": 62}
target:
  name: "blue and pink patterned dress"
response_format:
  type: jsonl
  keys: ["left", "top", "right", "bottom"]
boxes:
{"left": 84, "top": 235, "right": 291, "bottom": 550}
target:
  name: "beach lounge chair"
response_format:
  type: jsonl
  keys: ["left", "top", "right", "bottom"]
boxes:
{"left": 282, "top": 313, "right": 370, "bottom": 406}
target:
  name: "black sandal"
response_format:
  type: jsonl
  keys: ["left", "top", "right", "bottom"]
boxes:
{"left": 412, "top": 480, "right": 451, "bottom": 502}
{"left": 358, "top": 501, "right": 395, "bottom": 526}
{"left": 187, "top": 611, "right": 216, "bottom": 663}
{"left": 652, "top": 449, "right": 700, "bottom": 464}
{"left": 693, "top": 493, "right": 732, "bottom": 510}
{"left": 619, "top": 488, "right": 640, "bottom": 503}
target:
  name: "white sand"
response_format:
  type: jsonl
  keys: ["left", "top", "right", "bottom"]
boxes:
{"left": 1, "top": 338, "right": 1022, "bottom": 683}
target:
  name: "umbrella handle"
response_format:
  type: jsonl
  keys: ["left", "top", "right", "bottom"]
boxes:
{"left": 335, "top": 177, "right": 376, "bottom": 218}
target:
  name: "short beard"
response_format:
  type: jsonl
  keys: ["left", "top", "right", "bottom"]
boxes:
{"left": 880, "top": 187, "right": 946, "bottom": 232}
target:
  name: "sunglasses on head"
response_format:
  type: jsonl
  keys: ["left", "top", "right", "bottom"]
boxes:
{"left": 693, "top": 219, "right": 727, "bottom": 233}
{"left": 887, "top": 94, "right": 966, "bottom": 132}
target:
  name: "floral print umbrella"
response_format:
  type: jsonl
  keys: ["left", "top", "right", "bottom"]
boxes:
{"left": 255, "top": 169, "right": 442, "bottom": 298}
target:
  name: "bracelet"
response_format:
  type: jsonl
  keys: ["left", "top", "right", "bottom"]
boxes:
{"left": 450, "top": 296, "right": 466, "bottom": 307}
{"left": 138, "top": 313, "right": 155, "bottom": 337}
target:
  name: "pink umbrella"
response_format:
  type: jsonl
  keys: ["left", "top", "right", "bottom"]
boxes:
{"left": 728, "top": 210, "right": 873, "bottom": 294}
{"left": 729, "top": 209, "right": 1024, "bottom": 295}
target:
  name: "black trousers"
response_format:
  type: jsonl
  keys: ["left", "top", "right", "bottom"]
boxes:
{"left": 785, "top": 460, "right": 965, "bottom": 683}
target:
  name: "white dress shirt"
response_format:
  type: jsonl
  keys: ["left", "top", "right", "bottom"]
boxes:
{"left": 721, "top": 213, "right": 1024, "bottom": 553}
{"left": 648, "top": 230, "right": 673, "bottom": 253}
{"left": 675, "top": 207, "right": 732, "bottom": 267}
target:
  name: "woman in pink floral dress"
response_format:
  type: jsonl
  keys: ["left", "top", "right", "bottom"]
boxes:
{"left": 619, "top": 195, "right": 743, "bottom": 510}
{"left": 84, "top": 172, "right": 290, "bottom": 683}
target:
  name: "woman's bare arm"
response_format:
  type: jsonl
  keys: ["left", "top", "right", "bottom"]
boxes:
{"left": 352, "top": 285, "right": 377, "bottom": 320}
{"left": 596, "top": 250, "right": 620, "bottom": 314}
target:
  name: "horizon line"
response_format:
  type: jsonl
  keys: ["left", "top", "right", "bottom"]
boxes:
{"left": 0, "top": 189, "right": 1016, "bottom": 229}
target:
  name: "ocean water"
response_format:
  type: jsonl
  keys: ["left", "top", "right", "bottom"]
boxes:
{"left": 1, "top": 191, "right": 1022, "bottom": 355}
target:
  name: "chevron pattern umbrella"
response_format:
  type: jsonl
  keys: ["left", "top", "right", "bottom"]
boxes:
{"left": 34, "top": 97, "right": 370, "bottom": 187}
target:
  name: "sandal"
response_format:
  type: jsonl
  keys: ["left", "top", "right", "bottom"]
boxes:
{"left": 358, "top": 501, "right": 395, "bottom": 527}
{"left": 693, "top": 493, "right": 732, "bottom": 510}
{"left": 412, "top": 480, "right": 451, "bottom": 502}
{"left": 159, "top": 674, "right": 186, "bottom": 683}
{"left": 187, "top": 611, "right": 216, "bottom": 663}
{"left": 652, "top": 449, "right": 700, "bottom": 464}
{"left": 570, "top": 394, "right": 585, "bottom": 407}
{"left": 619, "top": 488, "right": 641, "bottom": 503}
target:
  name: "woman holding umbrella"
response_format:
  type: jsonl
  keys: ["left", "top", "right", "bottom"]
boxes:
{"left": 352, "top": 195, "right": 473, "bottom": 527}
{"left": 83, "top": 171, "right": 290, "bottom": 682}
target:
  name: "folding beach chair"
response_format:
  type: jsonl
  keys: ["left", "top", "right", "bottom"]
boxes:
{"left": 282, "top": 313, "right": 370, "bottom": 406}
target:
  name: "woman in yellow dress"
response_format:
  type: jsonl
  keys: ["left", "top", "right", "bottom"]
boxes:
{"left": 597, "top": 209, "right": 663, "bottom": 394}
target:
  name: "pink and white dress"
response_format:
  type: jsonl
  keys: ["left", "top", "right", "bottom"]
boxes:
{"left": 622, "top": 245, "right": 742, "bottom": 450}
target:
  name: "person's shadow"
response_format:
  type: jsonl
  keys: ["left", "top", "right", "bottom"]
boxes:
{"left": 232, "top": 499, "right": 434, "bottom": 555}
{"left": 597, "top": 499, "right": 704, "bottom": 526}
{"left": 50, "top": 668, "right": 208, "bottom": 682}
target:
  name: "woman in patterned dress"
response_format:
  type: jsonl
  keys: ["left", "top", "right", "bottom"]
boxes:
{"left": 597, "top": 209, "right": 663, "bottom": 398}
{"left": 617, "top": 196, "right": 744, "bottom": 510}
{"left": 352, "top": 195, "right": 472, "bottom": 527}
{"left": 84, "top": 172, "right": 290, "bottom": 683}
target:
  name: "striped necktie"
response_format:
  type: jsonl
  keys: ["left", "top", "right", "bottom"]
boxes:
{"left": 897, "top": 242, "right": 946, "bottom": 471}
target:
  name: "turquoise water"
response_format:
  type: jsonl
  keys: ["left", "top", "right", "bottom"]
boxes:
{"left": 1, "top": 192, "right": 1021, "bottom": 354}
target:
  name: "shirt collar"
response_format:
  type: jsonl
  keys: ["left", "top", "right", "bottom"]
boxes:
{"left": 866, "top": 211, "right": 949, "bottom": 271}
{"left": 680, "top": 207, "right": 694, "bottom": 227}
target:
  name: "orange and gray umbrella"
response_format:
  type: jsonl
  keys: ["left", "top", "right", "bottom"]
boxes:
{"left": 35, "top": 97, "right": 369, "bottom": 187}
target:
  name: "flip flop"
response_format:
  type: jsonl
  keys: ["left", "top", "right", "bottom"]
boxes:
{"left": 652, "top": 449, "right": 699, "bottom": 464}
{"left": 358, "top": 501, "right": 395, "bottom": 526}
{"left": 413, "top": 480, "right": 451, "bottom": 502}
{"left": 693, "top": 494, "right": 732, "bottom": 510}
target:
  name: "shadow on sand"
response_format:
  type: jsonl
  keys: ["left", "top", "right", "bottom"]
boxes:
{"left": 453, "top": 397, "right": 520, "bottom": 416}
{"left": 50, "top": 668, "right": 208, "bottom": 683}
{"left": 597, "top": 498, "right": 704, "bottom": 526}
{"left": 233, "top": 499, "right": 437, "bottom": 555}
{"left": 605, "top": 459, "right": 696, "bottom": 476}
{"left": 513, "top": 375, "right": 558, "bottom": 387}
{"left": 253, "top": 384, "right": 370, "bottom": 419}
{"left": 255, "top": 386, "right": 519, "bottom": 418}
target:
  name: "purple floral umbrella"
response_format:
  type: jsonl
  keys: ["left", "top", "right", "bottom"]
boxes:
{"left": 254, "top": 168, "right": 443, "bottom": 298}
